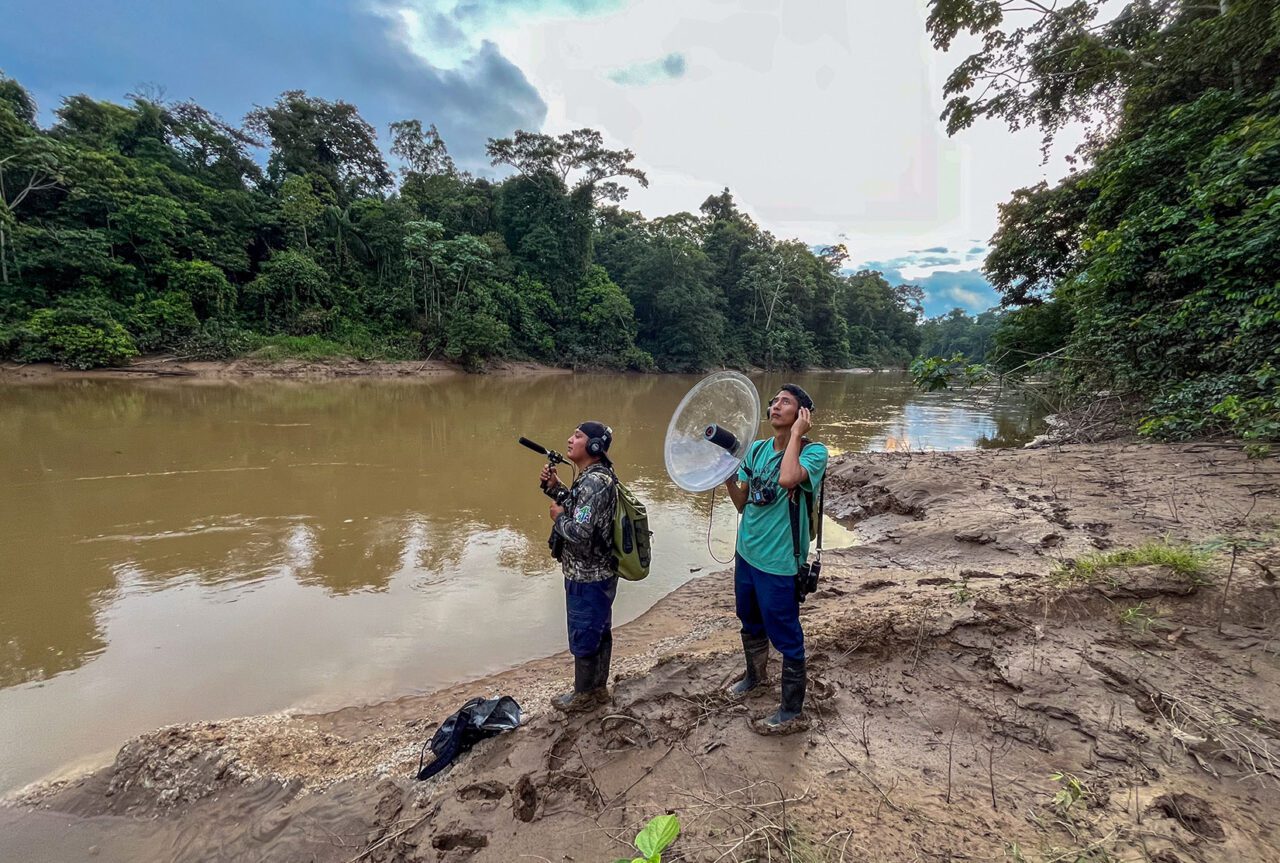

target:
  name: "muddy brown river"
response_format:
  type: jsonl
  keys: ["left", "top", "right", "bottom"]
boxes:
{"left": 0, "top": 371, "right": 1040, "bottom": 793}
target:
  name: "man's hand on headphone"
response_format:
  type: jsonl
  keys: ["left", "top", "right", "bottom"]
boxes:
{"left": 792, "top": 406, "right": 812, "bottom": 438}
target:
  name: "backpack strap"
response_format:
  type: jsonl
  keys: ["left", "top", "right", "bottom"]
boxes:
{"left": 787, "top": 442, "right": 824, "bottom": 571}
{"left": 739, "top": 439, "right": 768, "bottom": 481}
{"left": 815, "top": 470, "right": 825, "bottom": 561}
{"left": 789, "top": 491, "right": 805, "bottom": 574}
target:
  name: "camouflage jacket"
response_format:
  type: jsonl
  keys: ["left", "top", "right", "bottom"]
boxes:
{"left": 552, "top": 464, "right": 617, "bottom": 583}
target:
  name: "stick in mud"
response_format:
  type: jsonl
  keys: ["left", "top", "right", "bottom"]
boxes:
{"left": 945, "top": 706, "right": 960, "bottom": 805}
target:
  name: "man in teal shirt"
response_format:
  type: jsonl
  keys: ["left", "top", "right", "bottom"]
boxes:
{"left": 723, "top": 384, "right": 828, "bottom": 729}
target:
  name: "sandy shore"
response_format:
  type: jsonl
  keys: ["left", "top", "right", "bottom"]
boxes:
{"left": 3, "top": 442, "right": 1278, "bottom": 862}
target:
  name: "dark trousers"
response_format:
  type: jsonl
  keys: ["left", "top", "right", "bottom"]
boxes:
{"left": 734, "top": 554, "right": 805, "bottom": 661}
{"left": 565, "top": 576, "right": 618, "bottom": 657}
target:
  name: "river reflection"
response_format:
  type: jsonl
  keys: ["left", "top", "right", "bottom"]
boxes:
{"left": 0, "top": 371, "right": 1042, "bottom": 790}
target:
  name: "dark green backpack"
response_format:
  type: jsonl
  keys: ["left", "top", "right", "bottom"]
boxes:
{"left": 604, "top": 471, "right": 651, "bottom": 581}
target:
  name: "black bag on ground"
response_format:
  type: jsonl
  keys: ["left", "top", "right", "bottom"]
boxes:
{"left": 416, "top": 695, "right": 523, "bottom": 781}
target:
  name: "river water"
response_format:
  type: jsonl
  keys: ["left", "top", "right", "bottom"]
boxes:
{"left": 0, "top": 371, "right": 1040, "bottom": 792}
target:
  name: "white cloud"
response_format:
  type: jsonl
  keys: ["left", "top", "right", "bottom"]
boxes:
{"left": 489, "top": 0, "right": 1080, "bottom": 262}
{"left": 945, "top": 286, "right": 987, "bottom": 309}
{"left": 371, "top": 0, "right": 1081, "bottom": 275}
{"left": 374, "top": 0, "right": 625, "bottom": 70}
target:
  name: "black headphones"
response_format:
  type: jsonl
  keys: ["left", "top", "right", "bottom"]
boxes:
{"left": 587, "top": 426, "right": 612, "bottom": 456}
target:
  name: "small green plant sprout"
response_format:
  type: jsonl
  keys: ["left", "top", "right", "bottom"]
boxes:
{"left": 1118, "top": 603, "right": 1158, "bottom": 632}
{"left": 1052, "top": 538, "right": 1212, "bottom": 586}
{"left": 613, "top": 814, "right": 680, "bottom": 863}
{"left": 1049, "top": 771, "right": 1090, "bottom": 815}
{"left": 951, "top": 578, "right": 973, "bottom": 605}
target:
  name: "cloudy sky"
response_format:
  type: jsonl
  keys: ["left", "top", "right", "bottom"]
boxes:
{"left": 1, "top": 0, "right": 1077, "bottom": 317}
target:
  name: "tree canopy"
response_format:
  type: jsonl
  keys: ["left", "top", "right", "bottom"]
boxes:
{"left": 927, "top": 0, "right": 1280, "bottom": 442}
{"left": 0, "top": 78, "right": 924, "bottom": 373}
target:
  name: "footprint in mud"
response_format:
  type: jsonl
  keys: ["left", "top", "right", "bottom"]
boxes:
{"left": 917, "top": 577, "right": 954, "bottom": 586}
{"left": 859, "top": 579, "right": 897, "bottom": 591}
{"left": 512, "top": 774, "right": 538, "bottom": 822}
{"left": 456, "top": 781, "right": 507, "bottom": 801}
{"left": 1149, "top": 793, "right": 1226, "bottom": 841}
{"left": 432, "top": 827, "right": 489, "bottom": 852}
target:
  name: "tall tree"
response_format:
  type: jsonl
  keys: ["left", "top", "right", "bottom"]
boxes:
{"left": 246, "top": 91, "right": 392, "bottom": 202}
{"left": 0, "top": 88, "right": 66, "bottom": 285}
{"left": 487, "top": 128, "right": 648, "bottom": 203}
{"left": 389, "top": 119, "right": 457, "bottom": 178}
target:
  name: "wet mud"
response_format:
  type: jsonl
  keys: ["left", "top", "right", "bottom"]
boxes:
{"left": 4, "top": 442, "right": 1278, "bottom": 862}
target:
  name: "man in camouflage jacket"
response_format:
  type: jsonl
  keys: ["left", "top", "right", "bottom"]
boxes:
{"left": 539, "top": 421, "right": 618, "bottom": 711}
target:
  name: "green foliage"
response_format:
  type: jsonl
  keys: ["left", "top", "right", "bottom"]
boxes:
{"left": 1052, "top": 539, "right": 1213, "bottom": 585}
{"left": 1049, "top": 771, "right": 1090, "bottom": 816}
{"left": 245, "top": 90, "right": 392, "bottom": 202}
{"left": 487, "top": 128, "right": 648, "bottom": 204}
{"left": 243, "top": 249, "right": 331, "bottom": 329}
{"left": 566, "top": 266, "right": 652, "bottom": 370}
{"left": 17, "top": 297, "right": 138, "bottom": 368}
{"left": 611, "top": 814, "right": 680, "bottom": 863}
{"left": 1118, "top": 603, "right": 1159, "bottom": 632}
{"left": 493, "top": 275, "right": 558, "bottom": 359}
{"left": 917, "top": 308, "right": 1002, "bottom": 364}
{"left": 840, "top": 270, "right": 922, "bottom": 367}
{"left": 180, "top": 318, "right": 253, "bottom": 360}
{"left": 0, "top": 78, "right": 927, "bottom": 373}
{"left": 1139, "top": 365, "right": 1280, "bottom": 441}
{"left": 279, "top": 174, "right": 325, "bottom": 249}
{"left": 909, "top": 352, "right": 990, "bottom": 392}
{"left": 989, "top": 300, "right": 1073, "bottom": 374}
{"left": 245, "top": 329, "right": 416, "bottom": 362}
{"left": 163, "top": 259, "right": 236, "bottom": 319}
{"left": 933, "top": 0, "right": 1280, "bottom": 442}
{"left": 442, "top": 282, "right": 511, "bottom": 370}
{"left": 126, "top": 291, "right": 199, "bottom": 352}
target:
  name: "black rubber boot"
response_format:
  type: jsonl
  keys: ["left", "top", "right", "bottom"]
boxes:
{"left": 551, "top": 653, "right": 605, "bottom": 713}
{"left": 764, "top": 657, "right": 806, "bottom": 727}
{"left": 592, "top": 630, "right": 613, "bottom": 693}
{"left": 728, "top": 633, "right": 770, "bottom": 697}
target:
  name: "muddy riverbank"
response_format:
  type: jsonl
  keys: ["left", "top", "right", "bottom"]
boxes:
{"left": 4, "top": 442, "right": 1278, "bottom": 862}
{"left": 0, "top": 357, "right": 570, "bottom": 382}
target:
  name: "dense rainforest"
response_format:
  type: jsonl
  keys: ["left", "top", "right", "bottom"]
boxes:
{"left": 0, "top": 79, "right": 921, "bottom": 374}
{"left": 925, "top": 0, "right": 1280, "bottom": 442}
{"left": 3, "top": 0, "right": 1276, "bottom": 443}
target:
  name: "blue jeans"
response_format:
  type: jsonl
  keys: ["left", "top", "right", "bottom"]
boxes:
{"left": 734, "top": 555, "right": 805, "bottom": 661}
{"left": 565, "top": 576, "right": 618, "bottom": 657}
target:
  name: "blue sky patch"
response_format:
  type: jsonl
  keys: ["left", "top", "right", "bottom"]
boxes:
{"left": 608, "top": 53, "right": 687, "bottom": 85}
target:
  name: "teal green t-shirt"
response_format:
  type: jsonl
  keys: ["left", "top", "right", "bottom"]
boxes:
{"left": 735, "top": 438, "right": 829, "bottom": 576}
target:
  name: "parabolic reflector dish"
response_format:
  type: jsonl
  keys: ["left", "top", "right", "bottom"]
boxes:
{"left": 663, "top": 371, "right": 761, "bottom": 492}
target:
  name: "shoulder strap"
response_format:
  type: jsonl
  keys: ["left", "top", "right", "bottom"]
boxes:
{"left": 816, "top": 471, "right": 825, "bottom": 556}
{"left": 788, "top": 442, "right": 825, "bottom": 565}
{"left": 789, "top": 491, "right": 803, "bottom": 568}
{"left": 741, "top": 439, "right": 767, "bottom": 478}
{"left": 597, "top": 468, "right": 619, "bottom": 544}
